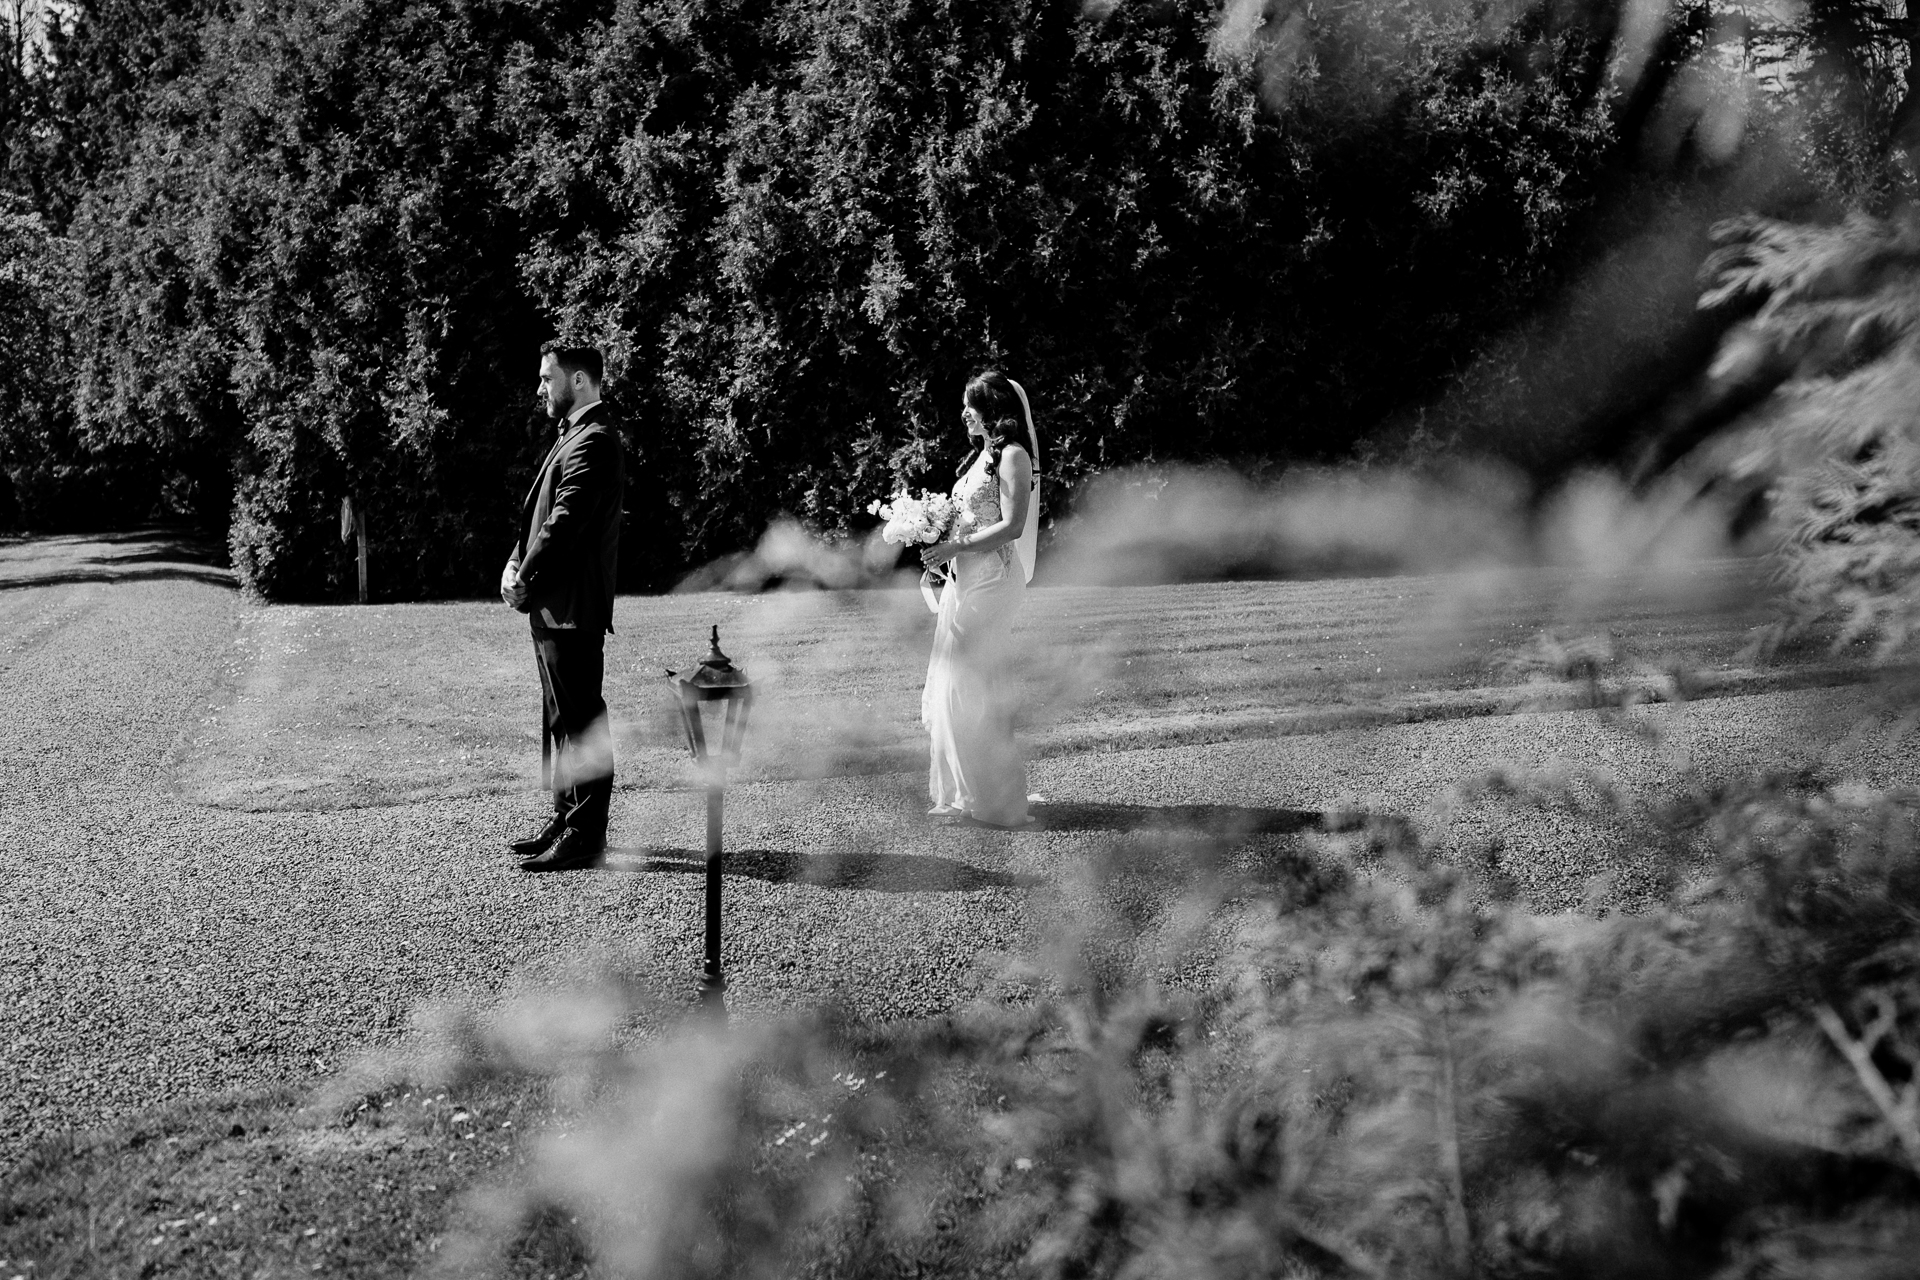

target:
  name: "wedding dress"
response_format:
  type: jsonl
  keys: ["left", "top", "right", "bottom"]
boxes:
{"left": 922, "top": 447, "right": 1032, "bottom": 826}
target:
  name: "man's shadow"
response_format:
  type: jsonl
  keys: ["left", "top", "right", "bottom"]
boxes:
{"left": 609, "top": 847, "right": 1039, "bottom": 892}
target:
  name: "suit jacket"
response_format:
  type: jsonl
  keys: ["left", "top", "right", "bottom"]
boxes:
{"left": 512, "top": 401, "right": 625, "bottom": 634}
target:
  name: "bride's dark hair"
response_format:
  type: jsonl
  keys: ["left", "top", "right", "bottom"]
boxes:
{"left": 959, "top": 370, "right": 1037, "bottom": 479}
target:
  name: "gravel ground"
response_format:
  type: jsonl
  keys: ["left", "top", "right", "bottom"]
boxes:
{"left": 2, "top": 533, "right": 1911, "bottom": 1169}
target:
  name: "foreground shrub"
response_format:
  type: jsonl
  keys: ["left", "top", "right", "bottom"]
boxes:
{"left": 328, "top": 770, "right": 1920, "bottom": 1278}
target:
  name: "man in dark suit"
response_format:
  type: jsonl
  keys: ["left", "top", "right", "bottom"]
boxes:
{"left": 501, "top": 345, "right": 626, "bottom": 872}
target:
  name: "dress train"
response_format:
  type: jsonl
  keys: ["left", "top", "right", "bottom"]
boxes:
{"left": 922, "top": 540, "right": 1028, "bottom": 825}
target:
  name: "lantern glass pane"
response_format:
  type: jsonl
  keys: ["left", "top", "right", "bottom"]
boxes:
{"left": 721, "top": 692, "right": 752, "bottom": 761}
{"left": 677, "top": 686, "right": 709, "bottom": 761}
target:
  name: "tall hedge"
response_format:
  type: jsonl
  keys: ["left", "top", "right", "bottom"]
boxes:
{"left": 8, "top": 0, "right": 1702, "bottom": 596}
{"left": 52, "top": 0, "right": 548, "bottom": 598}
{"left": 515, "top": 0, "right": 1621, "bottom": 573}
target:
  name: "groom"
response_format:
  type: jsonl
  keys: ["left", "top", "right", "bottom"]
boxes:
{"left": 501, "top": 345, "right": 626, "bottom": 872}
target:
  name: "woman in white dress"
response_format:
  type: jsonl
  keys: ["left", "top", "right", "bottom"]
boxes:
{"left": 918, "top": 370, "right": 1041, "bottom": 828}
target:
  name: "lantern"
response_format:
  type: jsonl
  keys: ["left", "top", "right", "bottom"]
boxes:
{"left": 667, "top": 626, "right": 755, "bottom": 1014}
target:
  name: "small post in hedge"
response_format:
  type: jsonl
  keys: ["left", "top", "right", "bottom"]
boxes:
{"left": 339, "top": 495, "right": 367, "bottom": 603}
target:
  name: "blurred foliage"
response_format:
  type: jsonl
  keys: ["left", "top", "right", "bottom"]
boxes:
{"left": 352, "top": 766, "right": 1920, "bottom": 1278}
{"left": 1691, "top": 212, "right": 1920, "bottom": 656}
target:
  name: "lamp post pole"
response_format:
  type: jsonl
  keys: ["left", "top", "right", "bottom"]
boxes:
{"left": 703, "top": 752, "right": 725, "bottom": 1011}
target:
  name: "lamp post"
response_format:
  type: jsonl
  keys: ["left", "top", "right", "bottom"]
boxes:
{"left": 667, "top": 626, "right": 754, "bottom": 1016}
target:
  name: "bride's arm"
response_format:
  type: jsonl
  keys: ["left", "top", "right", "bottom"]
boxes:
{"left": 920, "top": 446, "right": 1031, "bottom": 567}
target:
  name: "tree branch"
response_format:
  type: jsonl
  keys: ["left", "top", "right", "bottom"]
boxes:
{"left": 1434, "top": 1012, "right": 1471, "bottom": 1273}
{"left": 1816, "top": 1001, "right": 1920, "bottom": 1175}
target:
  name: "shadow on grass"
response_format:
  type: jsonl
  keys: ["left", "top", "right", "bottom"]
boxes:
{"left": 0, "top": 565, "right": 238, "bottom": 590}
{"left": 611, "top": 847, "right": 1038, "bottom": 892}
{"left": 0, "top": 529, "right": 235, "bottom": 592}
{"left": 1029, "top": 801, "right": 1339, "bottom": 836}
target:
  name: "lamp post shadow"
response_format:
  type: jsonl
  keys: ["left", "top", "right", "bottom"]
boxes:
{"left": 604, "top": 847, "right": 1041, "bottom": 893}
{"left": 600, "top": 801, "right": 1407, "bottom": 1001}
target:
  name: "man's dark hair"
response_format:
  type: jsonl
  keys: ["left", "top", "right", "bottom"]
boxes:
{"left": 543, "top": 344, "right": 605, "bottom": 387}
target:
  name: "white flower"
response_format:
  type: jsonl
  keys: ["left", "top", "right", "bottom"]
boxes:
{"left": 873, "top": 488, "right": 956, "bottom": 547}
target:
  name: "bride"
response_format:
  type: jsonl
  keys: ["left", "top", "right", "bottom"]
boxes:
{"left": 918, "top": 370, "right": 1041, "bottom": 828}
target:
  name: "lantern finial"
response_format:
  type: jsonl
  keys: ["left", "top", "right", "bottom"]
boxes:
{"left": 670, "top": 625, "right": 751, "bottom": 693}
{"left": 704, "top": 625, "right": 733, "bottom": 671}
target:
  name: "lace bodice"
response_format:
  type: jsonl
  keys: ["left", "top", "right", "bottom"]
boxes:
{"left": 952, "top": 455, "right": 1003, "bottom": 539}
{"left": 950, "top": 447, "right": 1039, "bottom": 575}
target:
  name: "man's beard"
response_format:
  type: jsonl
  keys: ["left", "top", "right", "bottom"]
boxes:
{"left": 547, "top": 389, "right": 574, "bottom": 421}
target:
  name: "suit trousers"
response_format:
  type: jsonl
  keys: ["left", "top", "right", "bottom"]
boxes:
{"left": 533, "top": 627, "right": 614, "bottom": 842}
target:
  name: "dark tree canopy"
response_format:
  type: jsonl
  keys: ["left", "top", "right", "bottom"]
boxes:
{"left": 0, "top": 0, "right": 1905, "bottom": 597}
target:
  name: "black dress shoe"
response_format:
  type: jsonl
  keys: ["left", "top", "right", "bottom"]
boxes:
{"left": 520, "top": 827, "right": 604, "bottom": 873}
{"left": 510, "top": 814, "right": 567, "bottom": 858}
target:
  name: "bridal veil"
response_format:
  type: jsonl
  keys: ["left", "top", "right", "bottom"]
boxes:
{"left": 1007, "top": 378, "right": 1040, "bottom": 584}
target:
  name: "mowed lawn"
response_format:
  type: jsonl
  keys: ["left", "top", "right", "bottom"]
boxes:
{"left": 2, "top": 533, "right": 1913, "bottom": 1278}
{"left": 179, "top": 556, "right": 1805, "bottom": 813}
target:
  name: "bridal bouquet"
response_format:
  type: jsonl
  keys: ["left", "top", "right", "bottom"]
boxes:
{"left": 871, "top": 489, "right": 958, "bottom": 614}
{"left": 868, "top": 490, "right": 957, "bottom": 548}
